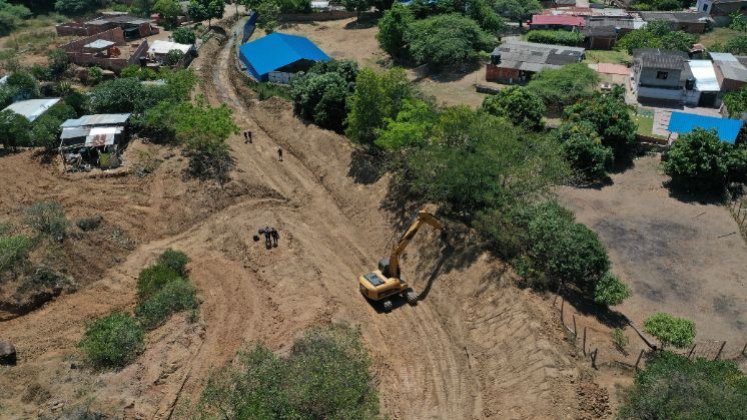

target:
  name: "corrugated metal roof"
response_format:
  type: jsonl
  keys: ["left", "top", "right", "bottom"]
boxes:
{"left": 491, "top": 41, "right": 585, "bottom": 71}
{"left": 239, "top": 33, "right": 330, "bottom": 78}
{"left": 717, "top": 61, "right": 747, "bottom": 82}
{"left": 61, "top": 113, "right": 131, "bottom": 128}
{"left": 84, "top": 39, "right": 115, "bottom": 50}
{"left": 688, "top": 60, "right": 720, "bottom": 91}
{"left": 668, "top": 112, "right": 743, "bottom": 143}
{"left": 634, "top": 49, "right": 688, "bottom": 70}
{"left": 3, "top": 98, "right": 61, "bottom": 122}
{"left": 639, "top": 11, "right": 710, "bottom": 22}
{"left": 709, "top": 52, "right": 738, "bottom": 62}
{"left": 148, "top": 40, "right": 192, "bottom": 55}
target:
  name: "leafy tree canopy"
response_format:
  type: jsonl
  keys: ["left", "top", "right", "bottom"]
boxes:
{"left": 0, "top": 109, "right": 31, "bottom": 149}
{"left": 616, "top": 20, "right": 696, "bottom": 54}
{"left": 481, "top": 86, "right": 545, "bottom": 131}
{"left": 172, "top": 27, "right": 196, "bottom": 44}
{"left": 377, "top": 4, "right": 414, "bottom": 58}
{"left": 55, "top": 0, "right": 108, "bottom": 16}
{"left": 526, "top": 63, "right": 599, "bottom": 111}
{"left": 154, "top": 0, "right": 182, "bottom": 28}
{"left": 644, "top": 312, "right": 696, "bottom": 349}
{"left": 405, "top": 13, "right": 494, "bottom": 68}
{"left": 555, "top": 121, "right": 613, "bottom": 183}
{"left": 492, "top": 0, "right": 541, "bottom": 25}
{"left": 564, "top": 93, "right": 636, "bottom": 162}
{"left": 290, "top": 60, "right": 358, "bottom": 131}
{"left": 0, "top": 0, "right": 31, "bottom": 36}
{"left": 723, "top": 85, "right": 747, "bottom": 118}
{"left": 619, "top": 351, "right": 747, "bottom": 420}
{"left": 594, "top": 272, "right": 630, "bottom": 306}
{"left": 662, "top": 128, "right": 732, "bottom": 193}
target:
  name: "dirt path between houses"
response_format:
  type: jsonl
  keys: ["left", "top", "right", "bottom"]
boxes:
{"left": 0, "top": 20, "right": 585, "bottom": 419}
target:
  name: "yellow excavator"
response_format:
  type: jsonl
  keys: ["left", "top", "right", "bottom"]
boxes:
{"left": 358, "top": 210, "right": 445, "bottom": 311}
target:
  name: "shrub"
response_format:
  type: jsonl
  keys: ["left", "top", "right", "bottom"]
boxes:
{"left": 87, "top": 66, "right": 103, "bottom": 85}
{"left": 527, "top": 63, "right": 599, "bottom": 111}
{"left": 18, "top": 266, "right": 71, "bottom": 293}
{"left": 135, "top": 279, "right": 196, "bottom": 329}
{"left": 24, "top": 201, "right": 67, "bottom": 241}
{"left": 0, "top": 109, "right": 32, "bottom": 149}
{"left": 526, "top": 30, "right": 583, "bottom": 46}
{"left": 79, "top": 312, "right": 145, "bottom": 369}
{"left": 290, "top": 69, "right": 353, "bottom": 131}
{"left": 560, "top": 129, "right": 613, "bottom": 183}
{"left": 593, "top": 272, "right": 630, "bottom": 306}
{"left": 47, "top": 49, "right": 70, "bottom": 78}
{"left": 165, "top": 49, "right": 185, "bottom": 66}
{"left": 644, "top": 312, "right": 696, "bottom": 349}
{"left": 663, "top": 128, "right": 731, "bottom": 193}
{"left": 619, "top": 352, "right": 747, "bottom": 419}
{"left": 564, "top": 93, "right": 637, "bottom": 162}
{"left": 76, "top": 215, "right": 103, "bottom": 231}
{"left": 157, "top": 249, "right": 190, "bottom": 276}
{"left": 172, "top": 27, "right": 196, "bottom": 44}
{"left": 611, "top": 328, "right": 629, "bottom": 353}
{"left": 200, "top": 324, "right": 379, "bottom": 419}
{"left": 0, "top": 234, "right": 32, "bottom": 273}
{"left": 377, "top": 4, "right": 414, "bottom": 58}
{"left": 137, "top": 264, "right": 182, "bottom": 301}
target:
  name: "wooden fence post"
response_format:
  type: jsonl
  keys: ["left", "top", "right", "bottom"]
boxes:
{"left": 741, "top": 342, "right": 747, "bottom": 357}
{"left": 582, "top": 327, "right": 587, "bottom": 356}
{"left": 715, "top": 341, "right": 726, "bottom": 361}
{"left": 687, "top": 344, "right": 697, "bottom": 359}
{"left": 635, "top": 349, "right": 645, "bottom": 370}
{"left": 572, "top": 314, "right": 577, "bottom": 337}
{"left": 591, "top": 348, "right": 598, "bottom": 369}
{"left": 560, "top": 298, "right": 565, "bottom": 326}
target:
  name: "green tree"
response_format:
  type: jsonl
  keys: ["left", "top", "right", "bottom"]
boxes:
{"left": 89, "top": 77, "right": 146, "bottom": 113}
{"left": 343, "top": 0, "right": 371, "bottom": 20}
{"left": 346, "top": 67, "right": 411, "bottom": 145}
{"left": 30, "top": 103, "right": 76, "bottom": 150}
{"left": 526, "top": 63, "right": 599, "bottom": 111}
{"left": 6, "top": 71, "right": 41, "bottom": 101}
{"left": 79, "top": 312, "right": 145, "bottom": 369}
{"left": 290, "top": 60, "right": 358, "bottom": 131}
{"left": 377, "top": 4, "right": 414, "bottom": 58}
{"left": 593, "top": 272, "right": 630, "bottom": 306}
{"left": 643, "top": 312, "right": 696, "bottom": 349}
{"left": 172, "top": 27, "right": 196, "bottom": 44}
{"left": 54, "top": 0, "right": 105, "bottom": 16}
{"left": 526, "top": 201, "right": 610, "bottom": 291}
{"left": 616, "top": 21, "right": 695, "bottom": 54}
{"left": 132, "top": 0, "right": 155, "bottom": 15}
{"left": 405, "top": 13, "right": 493, "bottom": 68}
{"left": 255, "top": 0, "right": 280, "bottom": 32}
{"left": 724, "top": 34, "right": 747, "bottom": 55}
{"left": 492, "top": 0, "right": 541, "bottom": 26}
{"left": 468, "top": 0, "right": 505, "bottom": 33}
{"left": 526, "top": 30, "right": 584, "bottom": 46}
{"left": 87, "top": 66, "right": 103, "bottom": 85}
{"left": 375, "top": 98, "right": 436, "bottom": 151}
{"left": 555, "top": 122, "right": 613, "bottom": 182}
{"left": 619, "top": 352, "right": 747, "bottom": 420}
{"left": 481, "top": 86, "right": 545, "bottom": 130}
{"left": 564, "top": 93, "right": 636, "bottom": 162}
{"left": 0, "top": 109, "right": 31, "bottom": 150}
{"left": 154, "top": 0, "right": 181, "bottom": 28}
{"left": 0, "top": 0, "right": 32, "bottom": 36}
{"left": 663, "top": 128, "right": 731, "bottom": 193}
{"left": 164, "top": 49, "right": 185, "bottom": 66}
{"left": 188, "top": 0, "right": 223, "bottom": 27}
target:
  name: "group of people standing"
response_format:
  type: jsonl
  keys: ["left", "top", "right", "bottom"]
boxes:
{"left": 243, "top": 130, "right": 283, "bottom": 161}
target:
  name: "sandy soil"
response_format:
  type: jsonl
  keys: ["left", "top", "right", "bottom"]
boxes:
{"left": 0, "top": 20, "right": 588, "bottom": 419}
{"left": 558, "top": 156, "right": 747, "bottom": 343}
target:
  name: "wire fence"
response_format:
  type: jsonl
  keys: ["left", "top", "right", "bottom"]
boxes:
{"left": 555, "top": 296, "right": 747, "bottom": 372}
{"left": 728, "top": 193, "right": 747, "bottom": 245}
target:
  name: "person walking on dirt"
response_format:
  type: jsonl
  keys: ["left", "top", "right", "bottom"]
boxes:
{"left": 258, "top": 227, "right": 273, "bottom": 249}
{"left": 244, "top": 130, "right": 252, "bottom": 144}
{"left": 277, "top": 148, "right": 283, "bottom": 162}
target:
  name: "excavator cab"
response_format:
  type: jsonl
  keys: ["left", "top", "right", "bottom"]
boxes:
{"left": 358, "top": 210, "right": 444, "bottom": 312}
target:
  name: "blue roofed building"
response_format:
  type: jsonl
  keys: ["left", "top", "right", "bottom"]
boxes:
{"left": 239, "top": 33, "right": 330, "bottom": 83}
{"left": 667, "top": 112, "right": 744, "bottom": 144}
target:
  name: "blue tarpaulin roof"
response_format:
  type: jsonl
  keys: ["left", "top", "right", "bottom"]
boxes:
{"left": 239, "top": 33, "right": 329, "bottom": 80}
{"left": 668, "top": 112, "right": 744, "bottom": 144}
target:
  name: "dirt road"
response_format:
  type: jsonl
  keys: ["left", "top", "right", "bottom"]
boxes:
{"left": 0, "top": 21, "right": 583, "bottom": 419}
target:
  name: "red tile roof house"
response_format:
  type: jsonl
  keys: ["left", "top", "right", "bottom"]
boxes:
{"left": 529, "top": 15, "right": 586, "bottom": 31}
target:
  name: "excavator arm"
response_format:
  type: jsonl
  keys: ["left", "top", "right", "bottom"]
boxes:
{"left": 385, "top": 210, "right": 443, "bottom": 278}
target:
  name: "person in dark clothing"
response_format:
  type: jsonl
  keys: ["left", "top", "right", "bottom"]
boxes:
{"left": 269, "top": 227, "right": 279, "bottom": 247}
{"left": 258, "top": 227, "right": 272, "bottom": 249}
{"left": 277, "top": 148, "right": 283, "bottom": 161}
{"left": 246, "top": 130, "right": 252, "bottom": 144}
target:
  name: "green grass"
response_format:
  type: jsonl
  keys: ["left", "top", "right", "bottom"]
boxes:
{"left": 634, "top": 113, "right": 654, "bottom": 136}
{"left": 584, "top": 50, "right": 632, "bottom": 65}
{"left": 699, "top": 27, "right": 743, "bottom": 48}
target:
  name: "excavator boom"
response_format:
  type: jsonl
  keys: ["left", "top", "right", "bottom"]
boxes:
{"left": 386, "top": 211, "right": 443, "bottom": 278}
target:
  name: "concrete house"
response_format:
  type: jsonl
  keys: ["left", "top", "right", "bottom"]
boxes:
{"left": 582, "top": 17, "right": 645, "bottom": 49}
{"left": 529, "top": 15, "right": 586, "bottom": 30}
{"left": 58, "top": 27, "right": 149, "bottom": 72}
{"left": 486, "top": 40, "right": 585, "bottom": 84}
{"left": 632, "top": 49, "right": 690, "bottom": 104}
{"left": 695, "top": 0, "right": 747, "bottom": 17}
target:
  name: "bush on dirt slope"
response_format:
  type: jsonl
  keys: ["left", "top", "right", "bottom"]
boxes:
{"left": 24, "top": 201, "right": 67, "bottom": 242}
{"left": 135, "top": 278, "right": 196, "bottom": 329}
{"left": 79, "top": 312, "right": 145, "bottom": 369}
{"left": 643, "top": 312, "right": 696, "bottom": 349}
{"left": 200, "top": 324, "right": 380, "bottom": 419}
{"left": 619, "top": 351, "right": 747, "bottom": 419}
{"left": 157, "top": 248, "right": 190, "bottom": 276}
{"left": 593, "top": 272, "right": 630, "bottom": 306}
{"left": 137, "top": 263, "right": 183, "bottom": 301}
{"left": 0, "top": 109, "right": 32, "bottom": 149}
{"left": 0, "top": 234, "right": 32, "bottom": 273}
